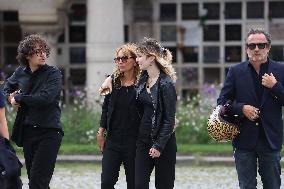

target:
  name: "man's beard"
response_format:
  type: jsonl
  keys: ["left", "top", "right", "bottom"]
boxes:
{"left": 249, "top": 54, "right": 267, "bottom": 63}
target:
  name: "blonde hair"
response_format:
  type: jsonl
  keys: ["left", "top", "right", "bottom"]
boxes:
{"left": 113, "top": 43, "right": 140, "bottom": 85}
{"left": 136, "top": 37, "right": 177, "bottom": 82}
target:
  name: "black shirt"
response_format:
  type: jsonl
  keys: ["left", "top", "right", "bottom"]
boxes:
{"left": 3, "top": 65, "right": 62, "bottom": 130}
{"left": 248, "top": 61, "right": 269, "bottom": 140}
{"left": 109, "top": 85, "right": 137, "bottom": 137}
{"left": 137, "top": 87, "right": 155, "bottom": 144}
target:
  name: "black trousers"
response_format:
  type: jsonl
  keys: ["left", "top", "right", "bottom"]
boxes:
{"left": 101, "top": 135, "right": 136, "bottom": 189}
{"left": 23, "top": 127, "right": 62, "bottom": 189}
{"left": 135, "top": 134, "right": 176, "bottom": 189}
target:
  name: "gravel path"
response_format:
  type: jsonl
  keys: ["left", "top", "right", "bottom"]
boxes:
{"left": 21, "top": 163, "right": 284, "bottom": 189}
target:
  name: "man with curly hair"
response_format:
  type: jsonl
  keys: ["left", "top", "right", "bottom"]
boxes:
{"left": 3, "top": 34, "right": 63, "bottom": 189}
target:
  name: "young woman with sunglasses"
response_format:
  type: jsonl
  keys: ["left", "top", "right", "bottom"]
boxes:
{"left": 97, "top": 43, "right": 141, "bottom": 189}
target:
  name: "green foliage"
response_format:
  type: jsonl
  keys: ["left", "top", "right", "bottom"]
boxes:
{"left": 6, "top": 84, "right": 223, "bottom": 146}
{"left": 175, "top": 84, "right": 221, "bottom": 144}
{"left": 60, "top": 89, "right": 101, "bottom": 144}
{"left": 61, "top": 105, "right": 100, "bottom": 144}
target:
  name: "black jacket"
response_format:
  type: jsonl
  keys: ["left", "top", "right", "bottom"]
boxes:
{"left": 0, "top": 136, "right": 22, "bottom": 189}
{"left": 136, "top": 71, "right": 177, "bottom": 152}
{"left": 217, "top": 59, "right": 284, "bottom": 150}
{"left": 100, "top": 79, "right": 140, "bottom": 135}
{"left": 3, "top": 65, "right": 62, "bottom": 145}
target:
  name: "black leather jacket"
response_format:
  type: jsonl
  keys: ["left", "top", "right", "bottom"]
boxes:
{"left": 136, "top": 71, "right": 177, "bottom": 152}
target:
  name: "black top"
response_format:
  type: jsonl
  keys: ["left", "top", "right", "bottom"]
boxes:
{"left": 137, "top": 86, "right": 155, "bottom": 145}
{"left": 248, "top": 62, "right": 269, "bottom": 141}
{"left": 3, "top": 65, "right": 62, "bottom": 130}
{"left": 110, "top": 85, "right": 137, "bottom": 137}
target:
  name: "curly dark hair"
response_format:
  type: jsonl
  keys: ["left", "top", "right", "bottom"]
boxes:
{"left": 16, "top": 34, "right": 50, "bottom": 66}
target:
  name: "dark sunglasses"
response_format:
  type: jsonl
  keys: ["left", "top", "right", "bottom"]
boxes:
{"left": 246, "top": 43, "right": 268, "bottom": 50}
{"left": 114, "top": 56, "right": 134, "bottom": 63}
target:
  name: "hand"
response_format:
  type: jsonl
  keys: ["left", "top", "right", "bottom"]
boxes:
{"left": 99, "top": 76, "right": 113, "bottom": 96}
{"left": 262, "top": 73, "right": 277, "bottom": 89}
{"left": 8, "top": 91, "right": 17, "bottom": 104}
{"left": 96, "top": 131, "right": 105, "bottom": 153}
{"left": 242, "top": 105, "right": 260, "bottom": 121}
{"left": 10, "top": 97, "right": 20, "bottom": 108}
{"left": 149, "top": 148, "right": 161, "bottom": 158}
{"left": 173, "top": 117, "right": 178, "bottom": 131}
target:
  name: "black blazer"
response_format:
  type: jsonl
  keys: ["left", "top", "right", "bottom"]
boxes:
{"left": 217, "top": 59, "right": 284, "bottom": 150}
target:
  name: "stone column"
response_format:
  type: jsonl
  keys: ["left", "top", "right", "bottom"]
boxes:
{"left": 86, "top": 0, "right": 124, "bottom": 105}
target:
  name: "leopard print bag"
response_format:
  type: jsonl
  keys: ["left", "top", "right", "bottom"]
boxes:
{"left": 207, "top": 105, "right": 240, "bottom": 142}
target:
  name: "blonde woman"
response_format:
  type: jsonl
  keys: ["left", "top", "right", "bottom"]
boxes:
{"left": 97, "top": 43, "right": 140, "bottom": 189}
{"left": 134, "top": 38, "right": 177, "bottom": 189}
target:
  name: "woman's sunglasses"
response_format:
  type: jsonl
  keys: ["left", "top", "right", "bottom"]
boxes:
{"left": 114, "top": 56, "right": 134, "bottom": 63}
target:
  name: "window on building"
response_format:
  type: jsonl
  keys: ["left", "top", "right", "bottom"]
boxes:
{"left": 161, "top": 25, "right": 177, "bottom": 42}
{"left": 69, "top": 26, "right": 86, "bottom": 43}
{"left": 270, "top": 45, "right": 284, "bottom": 61}
{"left": 70, "top": 3, "right": 86, "bottom": 21}
{"left": 166, "top": 47, "right": 177, "bottom": 63}
{"left": 204, "top": 46, "right": 220, "bottom": 63}
{"left": 181, "top": 67, "right": 198, "bottom": 87}
{"left": 160, "top": 3, "right": 176, "bottom": 21}
{"left": 134, "top": 0, "right": 152, "bottom": 21}
{"left": 182, "top": 3, "right": 199, "bottom": 20}
{"left": 58, "top": 31, "right": 65, "bottom": 43}
{"left": 247, "top": 2, "right": 264, "bottom": 19}
{"left": 70, "top": 47, "right": 86, "bottom": 64}
{"left": 3, "top": 25, "right": 21, "bottom": 43}
{"left": 4, "top": 47, "right": 18, "bottom": 65}
{"left": 203, "top": 25, "right": 219, "bottom": 41}
{"left": 182, "top": 47, "right": 198, "bottom": 63}
{"left": 204, "top": 68, "right": 220, "bottom": 84}
{"left": 3, "top": 11, "right": 18, "bottom": 21}
{"left": 124, "top": 25, "right": 129, "bottom": 42}
{"left": 225, "top": 25, "right": 242, "bottom": 41}
{"left": 203, "top": 3, "right": 220, "bottom": 20}
{"left": 58, "top": 1, "right": 87, "bottom": 103}
{"left": 225, "top": 46, "right": 242, "bottom": 62}
{"left": 70, "top": 69, "right": 86, "bottom": 85}
{"left": 225, "top": 2, "right": 242, "bottom": 19}
{"left": 0, "top": 11, "right": 21, "bottom": 78}
{"left": 269, "top": 1, "right": 284, "bottom": 18}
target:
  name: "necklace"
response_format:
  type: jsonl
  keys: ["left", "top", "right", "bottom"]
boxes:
{"left": 121, "top": 78, "right": 135, "bottom": 87}
{"left": 146, "top": 78, "right": 154, "bottom": 88}
{"left": 147, "top": 75, "right": 159, "bottom": 88}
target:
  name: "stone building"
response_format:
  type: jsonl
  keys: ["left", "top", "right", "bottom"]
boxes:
{"left": 0, "top": 0, "right": 284, "bottom": 102}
